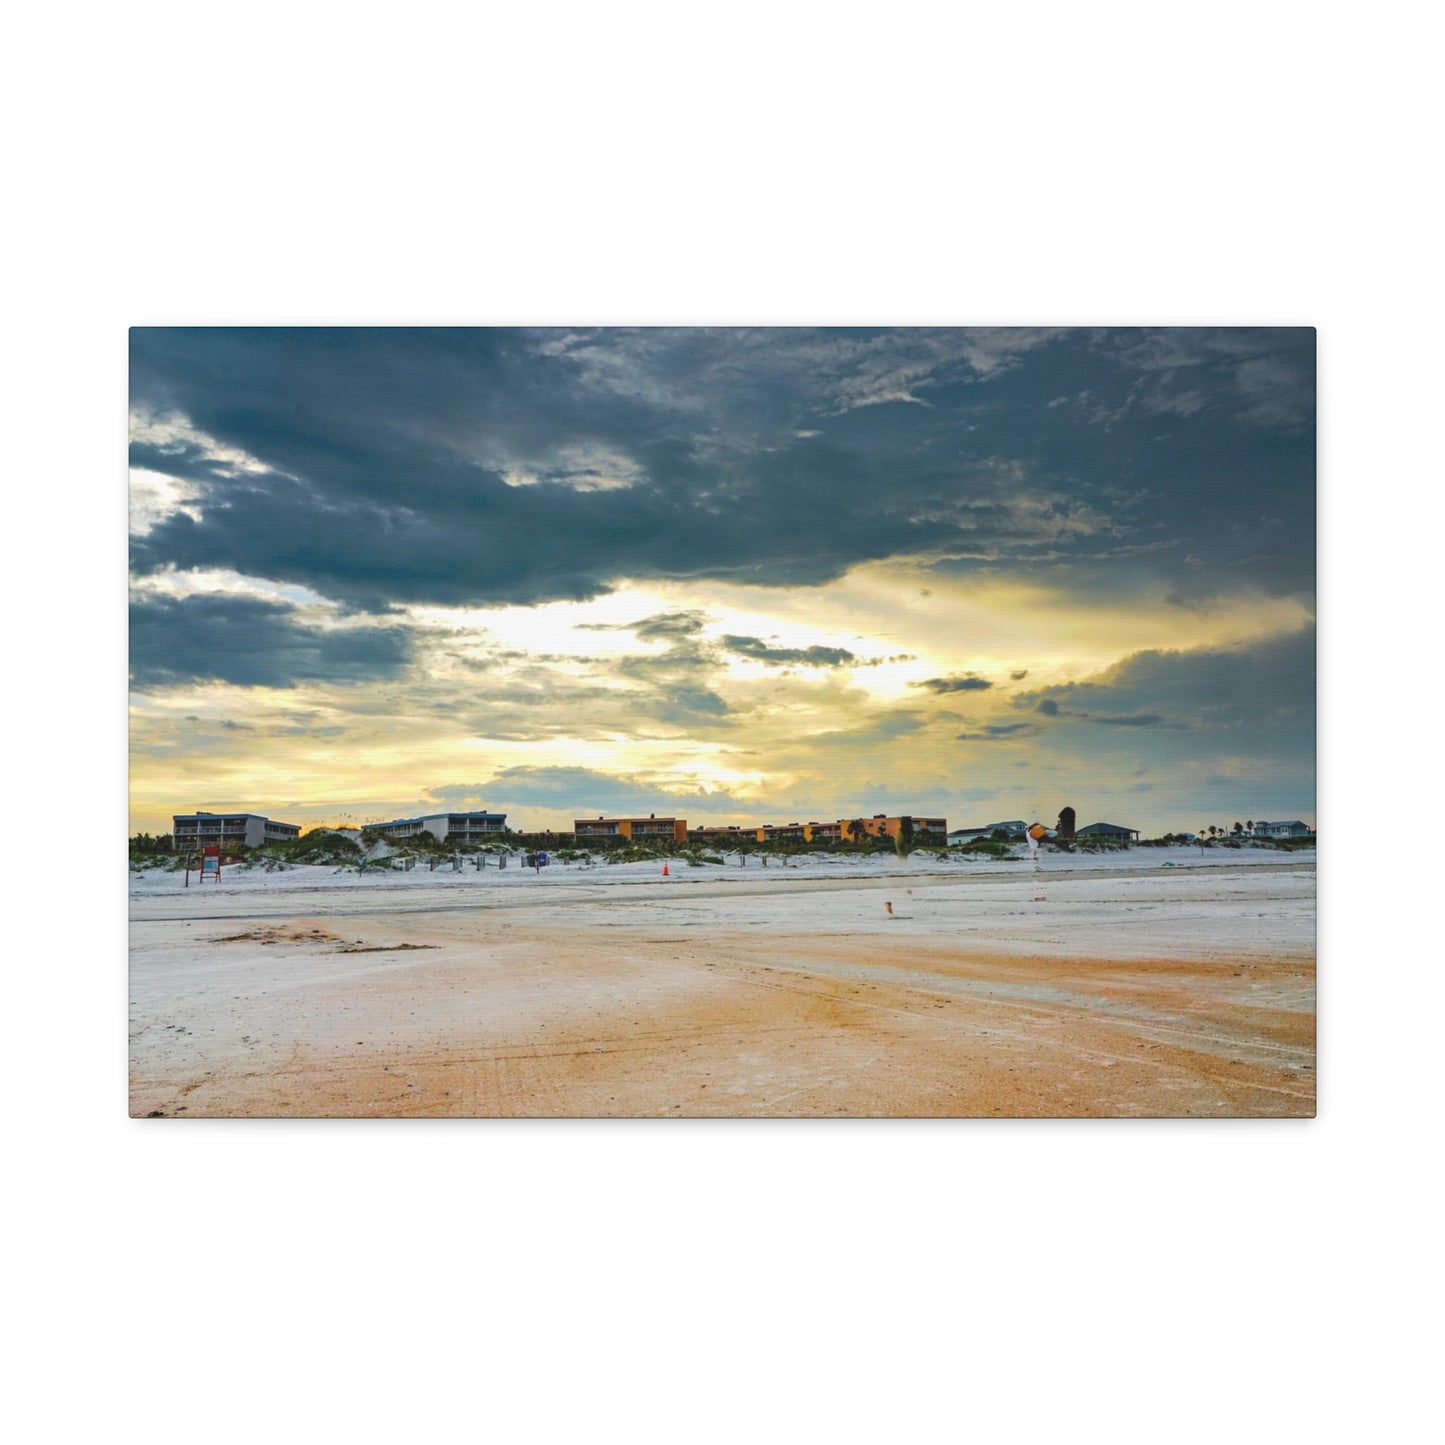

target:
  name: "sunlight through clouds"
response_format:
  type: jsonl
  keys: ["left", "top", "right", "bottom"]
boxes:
{"left": 129, "top": 328, "right": 1314, "bottom": 835}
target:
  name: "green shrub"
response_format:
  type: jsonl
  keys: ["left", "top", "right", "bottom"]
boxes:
{"left": 249, "top": 829, "right": 363, "bottom": 868}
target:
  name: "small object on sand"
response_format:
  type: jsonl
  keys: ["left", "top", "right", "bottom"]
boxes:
{"left": 885, "top": 901, "right": 893, "bottom": 915}
{"left": 662, "top": 862, "right": 670, "bottom": 877}
{"left": 1033, "top": 895, "right": 1047, "bottom": 902}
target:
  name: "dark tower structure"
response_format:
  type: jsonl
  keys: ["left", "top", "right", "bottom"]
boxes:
{"left": 1057, "top": 806, "right": 1076, "bottom": 840}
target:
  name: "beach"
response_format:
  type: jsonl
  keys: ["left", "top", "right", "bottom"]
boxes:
{"left": 129, "top": 848, "right": 1316, "bottom": 1118}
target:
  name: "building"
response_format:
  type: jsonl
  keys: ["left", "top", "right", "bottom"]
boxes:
{"left": 696, "top": 816, "right": 947, "bottom": 844}
{"left": 172, "top": 811, "right": 302, "bottom": 850}
{"left": 948, "top": 820, "right": 1027, "bottom": 843}
{"left": 838, "top": 814, "right": 948, "bottom": 842}
{"left": 581, "top": 812, "right": 943, "bottom": 845}
{"left": 574, "top": 815, "right": 689, "bottom": 842}
{"left": 1076, "top": 822, "right": 1140, "bottom": 842}
{"left": 361, "top": 811, "right": 508, "bottom": 844}
{"left": 1255, "top": 820, "right": 1314, "bottom": 838}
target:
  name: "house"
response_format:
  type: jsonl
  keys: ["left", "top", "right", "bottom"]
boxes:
{"left": 361, "top": 811, "right": 508, "bottom": 844}
{"left": 1076, "top": 822, "right": 1140, "bottom": 842}
{"left": 574, "top": 814, "right": 689, "bottom": 842}
{"left": 1255, "top": 820, "right": 1314, "bottom": 838}
{"left": 172, "top": 811, "right": 302, "bottom": 849}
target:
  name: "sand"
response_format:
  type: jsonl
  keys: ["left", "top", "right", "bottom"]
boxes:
{"left": 128, "top": 849, "right": 1316, "bottom": 1118}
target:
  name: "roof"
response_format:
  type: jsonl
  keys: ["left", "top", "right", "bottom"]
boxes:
{"left": 576, "top": 816, "right": 681, "bottom": 823}
{"left": 173, "top": 812, "right": 296, "bottom": 824}
{"left": 1076, "top": 822, "right": 1138, "bottom": 834}
{"left": 363, "top": 811, "right": 506, "bottom": 830}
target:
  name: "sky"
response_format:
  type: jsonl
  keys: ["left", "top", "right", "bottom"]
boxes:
{"left": 128, "top": 327, "right": 1315, "bottom": 838}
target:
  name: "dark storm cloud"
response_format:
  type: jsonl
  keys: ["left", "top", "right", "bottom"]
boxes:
{"left": 721, "top": 635, "right": 858, "bottom": 667}
{"left": 1014, "top": 627, "right": 1315, "bottom": 737}
{"left": 911, "top": 674, "right": 993, "bottom": 693}
{"left": 956, "top": 722, "right": 1036, "bottom": 741}
{"left": 1093, "top": 712, "right": 1172, "bottom": 728}
{"left": 129, "top": 327, "right": 1314, "bottom": 611}
{"left": 130, "top": 593, "right": 411, "bottom": 690}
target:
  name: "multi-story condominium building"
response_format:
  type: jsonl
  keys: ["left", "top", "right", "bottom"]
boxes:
{"left": 839, "top": 814, "right": 948, "bottom": 842}
{"left": 949, "top": 819, "right": 1028, "bottom": 842}
{"left": 172, "top": 812, "right": 302, "bottom": 849}
{"left": 574, "top": 815, "right": 689, "bottom": 842}
{"left": 361, "top": 811, "right": 508, "bottom": 844}
{"left": 757, "top": 822, "right": 809, "bottom": 842}
{"left": 697, "top": 816, "right": 944, "bottom": 844}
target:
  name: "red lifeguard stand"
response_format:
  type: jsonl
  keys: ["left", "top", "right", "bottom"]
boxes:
{"left": 199, "top": 844, "right": 222, "bottom": 883}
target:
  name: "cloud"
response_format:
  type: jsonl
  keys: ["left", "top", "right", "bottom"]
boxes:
{"left": 805, "top": 712, "right": 931, "bottom": 748}
{"left": 1014, "top": 627, "right": 1315, "bottom": 737}
{"left": 127, "top": 327, "right": 1314, "bottom": 614}
{"left": 422, "top": 783, "right": 501, "bottom": 809}
{"left": 721, "top": 635, "right": 858, "bottom": 668}
{"left": 956, "top": 722, "right": 1036, "bottom": 741}
{"left": 483, "top": 766, "right": 745, "bottom": 814}
{"left": 1097, "top": 328, "right": 1314, "bottom": 432}
{"left": 129, "top": 593, "right": 412, "bottom": 690}
{"left": 584, "top": 610, "right": 711, "bottom": 642}
{"left": 911, "top": 673, "right": 993, "bottom": 693}
{"left": 1093, "top": 712, "right": 1173, "bottom": 728}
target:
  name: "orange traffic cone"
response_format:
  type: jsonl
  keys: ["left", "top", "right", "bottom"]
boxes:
{"left": 662, "top": 863, "right": 670, "bottom": 877}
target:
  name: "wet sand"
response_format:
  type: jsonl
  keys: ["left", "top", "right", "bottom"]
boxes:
{"left": 129, "top": 861, "right": 1315, "bottom": 1117}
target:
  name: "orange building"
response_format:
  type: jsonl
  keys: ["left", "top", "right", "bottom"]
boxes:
{"left": 840, "top": 814, "right": 948, "bottom": 842}
{"left": 574, "top": 814, "right": 688, "bottom": 842}
{"left": 633, "top": 813, "right": 947, "bottom": 845}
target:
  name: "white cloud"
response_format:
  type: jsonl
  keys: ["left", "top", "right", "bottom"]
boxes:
{"left": 500, "top": 441, "right": 645, "bottom": 492}
{"left": 130, "top": 407, "right": 285, "bottom": 478}
{"left": 128, "top": 467, "right": 201, "bottom": 535}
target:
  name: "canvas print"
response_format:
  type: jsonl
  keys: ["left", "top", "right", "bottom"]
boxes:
{"left": 128, "top": 327, "right": 1316, "bottom": 1117}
